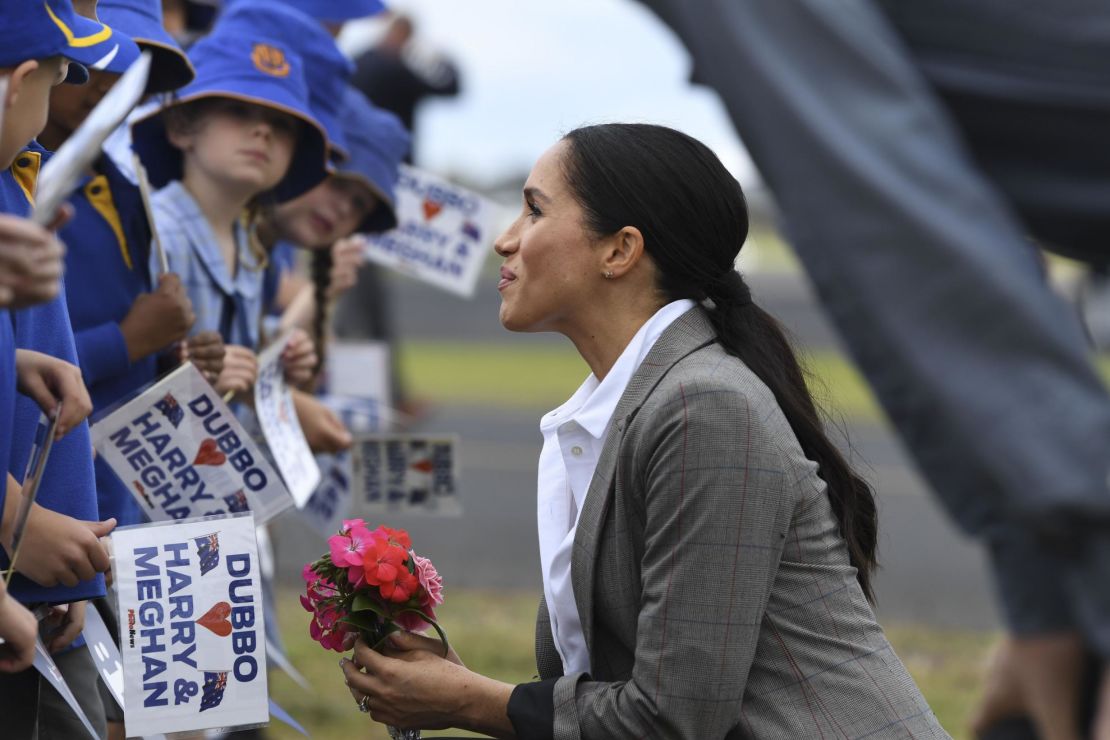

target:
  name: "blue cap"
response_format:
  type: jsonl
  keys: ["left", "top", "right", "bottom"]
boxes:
{"left": 97, "top": 0, "right": 195, "bottom": 93}
{"left": 131, "top": 28, "right": 328, "bottom": 202}
{"left": 0, "top": 0, "right": 142, "bottom": 85}
{"left": 215, "top": 1, "right": 353, "bottom": 159}
{"left": 336, "top": 86, "right": 409, "bottom": 233}
{"left": 223, "top": 0, "right": 386, "bottom": 23}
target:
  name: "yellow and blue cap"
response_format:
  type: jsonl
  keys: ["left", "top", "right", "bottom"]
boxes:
{"left": 0, "top": 0, "right": 141, "bottom": 85}
{"left": 131, "top": 28, "right": 328, "bottom": 202}
{"left": 335, "top": 86, "right": 409, "bottom": 233}
{"left": 97, "top": 0, "right": 195, "bottom": 93}
{"left": 215, "top": 1, "right": 353, "bottom": 159}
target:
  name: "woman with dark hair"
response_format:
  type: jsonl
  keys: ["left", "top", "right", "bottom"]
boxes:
{"left": 340, "top": 123, "right": 948, "bottom": 739}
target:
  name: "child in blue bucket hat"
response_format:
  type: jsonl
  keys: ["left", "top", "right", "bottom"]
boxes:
{"left": 131, "top": 14, "right": 328, "bottom": 396}
{"left": 224, "top": 0, "right": 387, "bottom": 26}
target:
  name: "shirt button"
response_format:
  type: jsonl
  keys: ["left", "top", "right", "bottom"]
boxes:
{"left": 16, "top": 157, "right": 30, "bottom": 168}
{"left": 571, "top": 445, "right": 583, "bottom": 457}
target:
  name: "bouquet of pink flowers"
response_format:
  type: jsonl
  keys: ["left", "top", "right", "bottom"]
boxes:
{"left": 302, "top": 519, "right": 446, "bottom": 654}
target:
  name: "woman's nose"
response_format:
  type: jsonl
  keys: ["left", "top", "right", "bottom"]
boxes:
{"left": 493, "top": 225, "right": 518, "bottom": 257}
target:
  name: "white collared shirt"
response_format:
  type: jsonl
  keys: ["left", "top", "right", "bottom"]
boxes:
{"left": 537, "top": 299, "right": 695, "bottom": 674}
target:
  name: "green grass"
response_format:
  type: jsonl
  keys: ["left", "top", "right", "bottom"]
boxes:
{"left": 267, "top": 588, "right": 993, "bottom": 740}
{"left": 400, "top": 341, "right": 882, "bottom": 420}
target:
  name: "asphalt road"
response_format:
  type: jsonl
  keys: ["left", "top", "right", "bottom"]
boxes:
{"left": 274, "top": 270, "right": 999, "bottom": 631}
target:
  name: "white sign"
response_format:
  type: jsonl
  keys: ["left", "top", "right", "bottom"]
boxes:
{"left": 83, "top": 607, "right": 125, "bottom": 710}
{"left": 351, "top": 434, "right": 462, "bottom": 516}
{"left": 90, "top": 363, "right": 294, "bottom": 523}
{"left": 254, "top": 336, "right": 320, "bottom": 507}
{"left": 33, "top": 52, "right": 151, "bottom": 225}
{"left": 326, "top": 341, "right": 390, "bottom": 402}
{"left": 112, "top": 514, "right": 268, "bottom": 736}
{"left": 362, "top": 165, "right": 498, "bottom": 297}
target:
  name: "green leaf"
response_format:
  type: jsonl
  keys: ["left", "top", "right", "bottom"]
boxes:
{"left": 350, "top": 594, "right": 390, "bottom": 619}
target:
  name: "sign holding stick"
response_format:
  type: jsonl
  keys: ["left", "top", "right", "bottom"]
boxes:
{"left": 32, "top": 53, "right": 151, "bottom": 226}
{"left": 132, "top": 152, "right": 168, "bottom": 274}
{"left": 90, "top": 363, "right": 295, "bottom": 523}
{"left": 111, "top": 513, "right": 269, "bottom": 737}
{"left": 5, "top": 407, "right": 61, "bottom": 584}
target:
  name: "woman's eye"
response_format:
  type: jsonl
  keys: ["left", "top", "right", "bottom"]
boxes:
{"left": 526, "top": 201, "right": 542, "bottom": 219}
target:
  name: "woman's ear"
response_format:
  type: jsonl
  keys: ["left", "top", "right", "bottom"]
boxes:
{"left": 601, "top": 225, "right": 645, "bottom": 279}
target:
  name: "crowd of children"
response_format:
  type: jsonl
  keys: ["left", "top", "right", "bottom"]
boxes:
{"left": 0, "top": 0, "right": 407, "bottom": 736}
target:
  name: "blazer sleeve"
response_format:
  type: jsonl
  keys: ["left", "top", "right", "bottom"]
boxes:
{"left": 551, "top": 380, "right": 798, "bottom": 739}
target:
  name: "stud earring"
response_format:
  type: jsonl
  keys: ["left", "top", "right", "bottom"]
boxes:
{"left": 604, "top": 271, "right": 614, "bottom": 279}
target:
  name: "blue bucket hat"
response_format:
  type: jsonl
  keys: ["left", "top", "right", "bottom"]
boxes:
{"left": 335, "top": 86, "right": 409, "bottom": 233}
{"left": 215, "top": 1, "right": 353, "bottom": 159}
{"left": 0, "top": 0, "right": 141, "bottom": 85}
{"left": 223, "top": 0, "right": 386, "bottom": 23}
{"left": 97, "top": 0, "right": 195, "bottom": 93}
{"left": 131, "top": 26, "right": 328, "bottom": 202}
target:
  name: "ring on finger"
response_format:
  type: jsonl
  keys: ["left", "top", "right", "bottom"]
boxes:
{"left": 358, "top": 694, "right": 371, "bottom": 713}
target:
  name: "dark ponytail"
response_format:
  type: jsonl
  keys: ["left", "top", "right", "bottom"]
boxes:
{"left": 310, "top": 248, "right": 333, "bottom": 381}
{"left": 562, "top": 123, "right": 879, "bottom": 601}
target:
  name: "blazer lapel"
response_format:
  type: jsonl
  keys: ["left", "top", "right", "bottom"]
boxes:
{"left": 571, "top": 307, "right": 717, "bottom": 656}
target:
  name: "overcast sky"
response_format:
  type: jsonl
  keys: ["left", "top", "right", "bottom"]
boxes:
{"left": 339, "top": 0, "right": 758, "bottom": 192}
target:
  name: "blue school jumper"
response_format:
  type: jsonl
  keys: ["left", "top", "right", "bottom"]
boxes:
{"left": 1, "top": 143, "right": 105, "bottom": 604}
{"left": 63, "top": 155, "right": 154, "bottom": 526}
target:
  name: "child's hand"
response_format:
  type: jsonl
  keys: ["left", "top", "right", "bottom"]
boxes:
{"left": 0, "top": 582, "right": 36, "bottom": 673}
{"left": 42, "top": 601, "right": 87, "bottom": 654}
{"left": 0, "top": 212, "right": 66, "bottom": 309}
{"left": 215, "top": 344, "right": 259, "bottom": 400}
{"left": 326, "top": 236, "right": 366, "bottom": 300}
{"left": 185, "top": 331, "right": 225, "bottom": 384}
{"left": 14, "top": 349, "right": 92, "bottom": 439}
{"left": 291, "top": 389, "right": 352, "bottom": 453}
{"left": 282, "top": 328, "right": 318, "bottom": 387}
{"left": 6, "top": 504, "right": 115, "bottom": 587}
{"left": 120, "top": 273, "right": 196, "bottom": 361}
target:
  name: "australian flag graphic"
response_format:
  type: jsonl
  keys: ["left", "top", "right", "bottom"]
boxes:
{"left": 224, "top": 490, "right": 250, "bottom": 514}
{"left": 154, "top": 393, "right": 185, "bottom": 428}
{"left": 200, "top": 671, "right": 228, "bottom": 711}
{"left": 194, "top": 533, "right": 220, "bottom": 576}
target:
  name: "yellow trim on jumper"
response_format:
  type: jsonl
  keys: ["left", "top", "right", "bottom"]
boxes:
{"left": 44, "top": 2, "right": 112, "bottom": 48}
{"left": 84, "top": 175, "right": 132, "bottom": 270}
{"left": 11, "top": 151, "right": 41, "bottom": 207}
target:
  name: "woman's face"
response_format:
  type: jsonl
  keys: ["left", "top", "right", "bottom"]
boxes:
{"left": 274, "top": 175, "right": 379, "bottom": 249}
{"left": 493, "top": 141, "right": 600, "bottom": 333}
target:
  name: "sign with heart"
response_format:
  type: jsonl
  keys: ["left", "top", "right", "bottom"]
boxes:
{"left": 351, "top": 433, "right": 462, "bottom": 516}
{"left": 90, "top": 363, "right": 294, "bottom": 524}
{"left": 361, "top": 164, "right": 503, "bottom": 298}
{"left": 111, "top": 513, "right": 268, "bottom": 736}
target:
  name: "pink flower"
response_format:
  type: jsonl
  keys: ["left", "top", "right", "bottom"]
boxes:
{"left": 395, "top": 611, "right": 431, "bottom": 632}
{"left": 413, "top": 555, "right": 444, "bottom": 608}
{"left": 342, "top": 518, "right": 367, "bottom": 534}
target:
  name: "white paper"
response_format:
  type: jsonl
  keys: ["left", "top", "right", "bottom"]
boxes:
{"left": 34, "top": 637, "right": 99, "bottom": 739}
{"left": 112, "top": 514, "right": 269, "bottom": 736}
{"left": 254, "top": 335, "right": 320, "bottom": 507}
{"left": 326, "top": 341, "right": 390, "bottom": 403}
{"left": 361, "top": 165, "right": 498, "bottom": 297}
{"left": 350, "top": 434, "right": 462, "bottom": 516}
{"left": 82, "top": 607, "right": 125, "bottom": 710}
{"left": 90, "top": 363, "right": 294, "bottom": 523}
{"left": 32, "top": 52, "right": 151, "bottom": 225}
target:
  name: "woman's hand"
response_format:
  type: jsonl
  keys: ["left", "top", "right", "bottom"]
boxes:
{"left": 14, "top": 349, "right": 92, "bottom": 439}
{"left": 214, "top": 344, "right": 259, "bottom": 401}
{"left": 340, "top": 636, "right": 514, "bottom": 737}
{"left": 281, "top": 328, "right": 318, "bottom": 388}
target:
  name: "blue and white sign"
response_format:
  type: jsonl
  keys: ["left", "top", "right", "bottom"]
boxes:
{"left": 351, "top": 434, "right": 462, "bottom": 516}
{"left": 255, "top": 334, "right": 320, "bottom": 507}
{"left": 362, "top": 165, "right": 499, "bottom": 297}
{"left": 112, "top": 514, "right": 268, "bottom": 736}
{"left": 90, "top": 363, "right": 294, "bottom": 523}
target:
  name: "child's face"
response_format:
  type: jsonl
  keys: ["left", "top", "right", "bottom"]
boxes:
{"left": 0, "top": 56, "right": 70, "bottom": 167}
{"left": 275, "top": 175, "right": 379, "bottom": 248}
{"left": 41, "top": 69, "right": 119, "bottom": 151}
{"left": 173, "top": 99, "right": 300, "bottom": 197}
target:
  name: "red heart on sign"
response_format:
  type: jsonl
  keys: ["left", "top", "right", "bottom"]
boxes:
{"left": 197, "top": 601, "right": 232, "bottom": 637}
{"left": 410, "top": 459, "right": 433, "bottom": 474}
{"left": 194, "top": 438, "right": 226, "bottom": 467}
{"left": 422, "top": 198, "right": 443, "bottom": 221}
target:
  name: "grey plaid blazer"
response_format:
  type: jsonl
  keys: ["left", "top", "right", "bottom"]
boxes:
{"left": 534, "top": 307, "right": 949, "bottom": 739}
